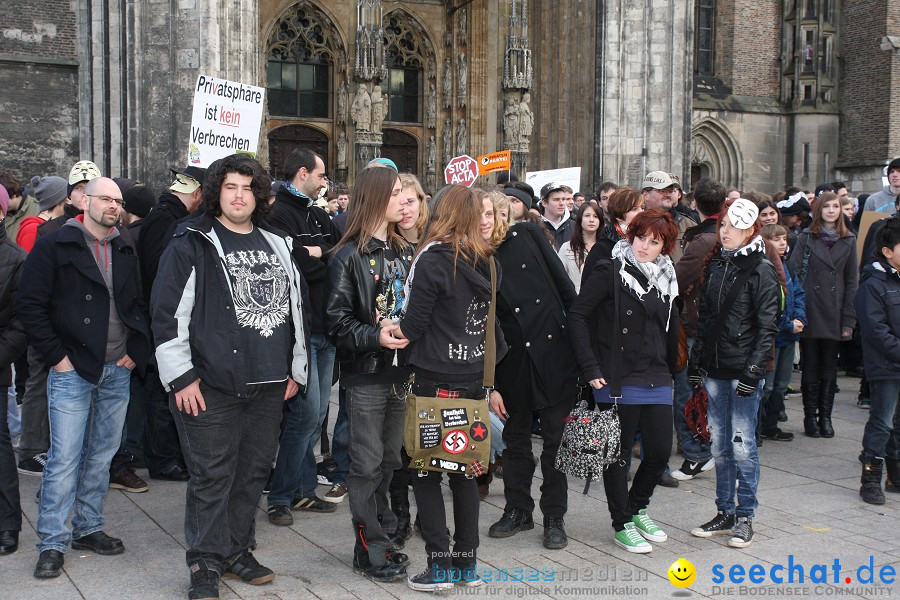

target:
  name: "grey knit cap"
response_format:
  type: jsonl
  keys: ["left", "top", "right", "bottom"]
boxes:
{"left": 34, "top": 176, "right": 69, "bottom": 211}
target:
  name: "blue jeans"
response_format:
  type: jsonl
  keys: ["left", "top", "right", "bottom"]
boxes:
{"left": 705, "top": 377, "right": 762, "bottom": 518}
{"left": 860, "top": 380, "right": 900, "bottom": 464}
{"left": 268, "top": 334, "right": 336, "bottom": 505}
{"left": 489, "top": 411, "right": 506, "bottom": 462}
{"left": 37, "top": 362, "right": 131, "bottom": 553}
{"left": 673, "top": 338, "right": 711, "bottom": 462}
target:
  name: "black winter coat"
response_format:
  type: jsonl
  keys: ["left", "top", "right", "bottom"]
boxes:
{"left": 568, "top": 259, "right": 680, "bottom": 388}
{"left": 494, "top": 222, "right": 578, "bottom": 410}
{"left": 690, "top": 248, "right": 780, "bottom": 381}
{"left": 855, "top": 261, "right": 900, "bottom": 382}
{"left": 325, "top": 238, "right": 414, "bottom": 376}
{"left": 267, "top": 189, "right": 340, "bottom": 333}
{"left": 17, "top": 225, "right": 152, "bottom": 384}
{"left": 581, "top": 223, "right": 623, "bottom": 288}
{"left": 0, "top": 226, "right": 27, "bottom": 386}
{"left": 137, "top": 193, "right": 191, "bottom": 303}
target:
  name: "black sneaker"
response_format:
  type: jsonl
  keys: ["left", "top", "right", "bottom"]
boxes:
{"left": 670, "top": 458, "right": 714, "bottom": 481}
{"left": 691, "top": 511, "right": 736, "bottom": 538}
{"left": 18, "top": 453, "right": 46, "bottom": 477}
{"left": 267, "top": 505, "right": 293, "bottom": 526}
{"left": 658, "top": 471, "right": 680, "bottom": 488}
{"left": 407, "top": 565, "right": 455, "bottom": 592}
{"left": 188, "top": 561, "right": 220, "bottom": 600}
{"left": 224, "top": 550, "right": 275, "bottom": 585}
{"left": 760, "top": 429, "right": 794, "bottom": 442}
{"left": 728, "top": 516, "right": 754, "bottom": 548}
{"left": 109, "top": 467, "right": 150, "bottom": 493}
{"left": 452, "top": 565, "right": 485, "bottom": 588}
{"left": 290, "top": 495, "right": 337, "bottom": 513}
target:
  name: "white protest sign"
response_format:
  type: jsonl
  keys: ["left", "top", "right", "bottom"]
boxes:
{"left": 187, "top": 75, "right": 266, "bottom": 167}
{"left": 525, "top": 167, "right": 582, "bottom": 197}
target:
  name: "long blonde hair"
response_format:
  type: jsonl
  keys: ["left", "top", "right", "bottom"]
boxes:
{"left": 484, "top": 189, "right": 511, "bottom": 245}
{"left": 399, "top": 173, "right": 429, "bottom": 240}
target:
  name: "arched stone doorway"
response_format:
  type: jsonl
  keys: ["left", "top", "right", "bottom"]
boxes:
{"left": 690, "top": 117, "right": 743, "bottom": 190}
{"left": 267, "top": 125, "right": 329, "bottom": 180}
{"left": 381, "top": 129, "right": 419, "bottom": 176}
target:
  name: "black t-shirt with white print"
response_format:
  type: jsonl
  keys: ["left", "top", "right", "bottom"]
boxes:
{"left": 213, "top": 219, "right": 292, "bottom": 384}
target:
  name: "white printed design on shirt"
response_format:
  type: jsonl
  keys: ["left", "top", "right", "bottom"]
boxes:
{"left": 225, "top": 250, "right": 290, "bottom": 337}
{"left": 448, "top": 298, "right": 489, "bottom": 361}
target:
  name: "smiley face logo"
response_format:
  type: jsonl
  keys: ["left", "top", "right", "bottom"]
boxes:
{"left": 668, "top": 558, "right": 696, "bottom": 588}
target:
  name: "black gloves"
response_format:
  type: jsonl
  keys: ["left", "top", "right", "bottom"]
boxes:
{"left": 688, "top": 367, "right": 703, "bottom": 388}
{"left": 736, "top": 373, "right": 760, "bottom": 397}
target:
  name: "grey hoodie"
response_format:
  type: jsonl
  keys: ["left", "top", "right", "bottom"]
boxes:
{"left": 863, "top": 186, "right": 898, "bottom": 216}
{"left": 65, "top": 218, "right": 129, "bottom": 362}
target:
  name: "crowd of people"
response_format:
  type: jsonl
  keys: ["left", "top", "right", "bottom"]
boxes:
{"left": 0, "top": 152, "right": 899, "bottom": 599}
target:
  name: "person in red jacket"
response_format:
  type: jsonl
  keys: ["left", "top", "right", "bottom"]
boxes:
{"left": 16, "top": 176, "right": 67, "bottom": 252}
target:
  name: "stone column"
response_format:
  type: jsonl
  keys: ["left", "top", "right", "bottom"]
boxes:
{"left": 594, "top": 0, "right": 693, "bottom": 188}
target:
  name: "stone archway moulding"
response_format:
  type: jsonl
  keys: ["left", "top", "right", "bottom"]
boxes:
{"left": 691, "top": 117, "right": 743, "bottom": 190}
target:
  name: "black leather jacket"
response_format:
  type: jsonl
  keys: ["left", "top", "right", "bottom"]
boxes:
{"left": 325, "top": 237, "right": 413, "bottom": 376}
{"left": 690, "top": 247, "right": 780, "bottom": 381}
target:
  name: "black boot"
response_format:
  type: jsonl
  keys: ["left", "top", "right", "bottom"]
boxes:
{"left": 543, "top": 516, "right": 568, "bottom": 549}
{"left": 818, "top": 379, "right": 836, "bottom": 438}
{"left": 860, "top": 459, "right": 886, "bottom": 505}
{"left": 488, "top": 508, "right": 534, "bottom": 538}
{"left": 352, "top": 521, "right": 407, "bottom": 582}
{"left": 885, "top": 458, "right": 900, "bottom": 493}
{"left": 390, "top": 493, "right": 412, "bottom": 543}
{"left": 801, "top": 380, "right": 821, "bottom": 437}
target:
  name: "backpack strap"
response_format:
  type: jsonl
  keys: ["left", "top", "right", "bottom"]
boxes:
{"left": 609, "top": 259, "right": 624, "bottom": 399}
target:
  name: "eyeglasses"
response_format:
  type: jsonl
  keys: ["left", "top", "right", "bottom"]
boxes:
{"left": 87, "top": 194, "right": 124, "bottom": 207}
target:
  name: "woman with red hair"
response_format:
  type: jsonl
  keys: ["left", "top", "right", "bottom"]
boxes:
{"left": 568, "top": 209, "right": 681, "bottom": 554}
{"left": 688, "top": 198, "right": 780, "bottom": 549}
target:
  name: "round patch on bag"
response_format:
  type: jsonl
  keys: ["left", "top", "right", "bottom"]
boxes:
{"left": 442, "top": 429, "right": 469, "bottom": 454}
{"left": 469, "top": 421, "right": 488, "bottom": 442}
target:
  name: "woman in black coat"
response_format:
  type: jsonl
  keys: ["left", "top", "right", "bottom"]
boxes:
{"left": 788, "top": 192, "right": 859, "bottom": 438}
{"left": 486, "top": 218, "right": 579, "bottom": 550}
{"left": 568, "top": 210, "right": 681, "bottom": 554}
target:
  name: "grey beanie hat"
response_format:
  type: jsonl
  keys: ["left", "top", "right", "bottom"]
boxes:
{"left": 34, "top": 176, "right": 69, "bottom": 211}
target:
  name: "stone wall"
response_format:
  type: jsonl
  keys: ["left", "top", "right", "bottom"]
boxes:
{"left": 839, "top": 0, "right": 900, "bottom": 171}
{"left": 0, "top": 2, "right": 79, "bottom": 180}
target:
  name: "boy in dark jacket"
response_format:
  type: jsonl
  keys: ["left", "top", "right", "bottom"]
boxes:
{"left": 856, "top": 221, "right": 900, "bottom": 505}
{"left": 759, "top": 224, "right": 807, "bottom": 442}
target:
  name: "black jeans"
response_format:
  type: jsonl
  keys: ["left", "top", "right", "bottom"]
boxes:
{"left": 598, "top": 403, "right": 672, "bottom": 531}
{"left": 171, "top": 381, "right": 284, "bottom": 570}
{"left": 0, "top": 391, "right": 21, "bottom": 532}
{"left": 143, "top": 366, "right": 186, "bottom": 474}
{"left": 501, "top": 396, "right": 572, "bottom": 519}
{"left": 410, "top": 375, "right": 482, "bottom": 569}
{"left": 800, "top": 338, "right": 840, "bottom": 383}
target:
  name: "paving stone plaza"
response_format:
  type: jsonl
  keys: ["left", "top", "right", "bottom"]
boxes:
{"left": 3, "top": 373, "right": 899, "bottom": 600}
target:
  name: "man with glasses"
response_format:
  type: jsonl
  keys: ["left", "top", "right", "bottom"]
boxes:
{"left": 641, "top": 171, "right": 696, "bottom": 262}
{"left": 18, "top": 177, "right": 152, "bottom": 578}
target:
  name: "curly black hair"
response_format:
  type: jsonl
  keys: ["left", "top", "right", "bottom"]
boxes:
{"left": 202, "top": 154, "right": 272, "bottom": 225}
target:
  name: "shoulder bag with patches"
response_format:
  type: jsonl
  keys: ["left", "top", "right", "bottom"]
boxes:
{"left": 403, "top": 259, "right": 497, "bottom": 476}
{"left": 555, "top": 259, "right": 624, "bottom": 494}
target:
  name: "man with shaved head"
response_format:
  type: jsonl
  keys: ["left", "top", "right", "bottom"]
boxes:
{"left": 17, "top": 176, "right": 152, "bottom": 579}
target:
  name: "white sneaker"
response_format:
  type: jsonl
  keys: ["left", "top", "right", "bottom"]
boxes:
{"left": 670, "top": 458, "right": 715, "bottom": 481}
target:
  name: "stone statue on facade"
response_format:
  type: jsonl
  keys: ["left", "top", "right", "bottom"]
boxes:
{"left": 337, "top": 80, "right": 348, "bottom": 124}
{"left": 456, "top": 118, "right": 467, "bottom": 155}
{"left": 351, "top": 84, "right": 372, "bottom": 132}
{"left": 504, "top": 97, "right": 520, "bottom": 147}
{"left": 337, "top": 130, "right": 347, "bottom": 169}
{"left": 443, "top": 118, "right": 452, "bottom": 164}
{"left": 371, "top": 84, "right": 387, "bottom": 134}
{"left": 426, "top": 83, "right": 437, "bottom": 129}
{"left": 517, "top": 92, "right": 533, "bottom": 148}
{"left": 442, "top": 58, "right": 452, "bottom": 108}
{"left": 427, "top": 135, "right": 436, "bottom": 171}
{"left": 457, "top": 54, "right": 467, "bottom": 108}
{"left": 459, "top": 8, "right": 467, "bottom": 36}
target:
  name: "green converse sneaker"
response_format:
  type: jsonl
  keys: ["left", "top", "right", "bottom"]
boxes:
{"left": 632, "top": 509, "right": 667, "bottom": 542}
{"left": 613, "top": 523, "right": 652, "bottom": 553}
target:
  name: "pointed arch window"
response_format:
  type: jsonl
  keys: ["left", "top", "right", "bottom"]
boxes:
{"left": 695, "top": 0, "right": 715, "bottom": 76}
{"left": 383, "top": 13, "right": 425, "bottom": 124}
{"left": 266, "top": 6, "right": 337, "bottom": 118}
